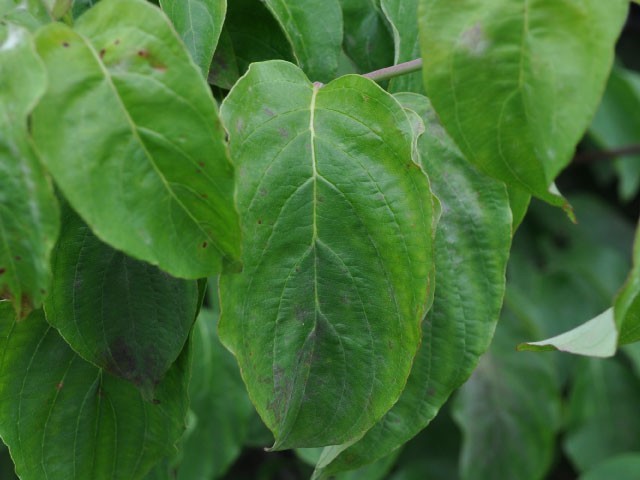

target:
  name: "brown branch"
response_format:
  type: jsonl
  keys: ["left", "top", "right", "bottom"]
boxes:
{"left": 573, "top": 144, "right": 640, "bottom": 164}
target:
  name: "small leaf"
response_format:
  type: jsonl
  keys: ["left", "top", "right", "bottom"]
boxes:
{"left": 340, "top": 0, "right": 394, "bottom": 72}
{"left": 219, "top": 0, "right": 294, "bottom": 76}
{"left": 31, "top": 0, "right": 241, "bottom": 279}
{"left": 419, "top": 0, "right": 628, "bottom": 204}
{"left": 45, "top": 204, "right": 198, "bottom": 397}
{"left": 219, "top": 61, "right": 437, "bottom": 449}
{"left": 262, "top": 0, "right": 343, "bottom": 82}
{"left": 0, "top": 0, "right": 51, "bottom": 30}
{"left": 518, "top": 308, "right": 617, "bottom": 358}
{"left": 0, "top": 23, "right": 59, "bottom": 319}
{"left": 159, "top": 0, "right": 226, "bottom": 76}
{"left": 0, "top": 303, "right": 190, "bottom": 480}
{"left": 313, "top": 92, "right": 511, "bottom": 477}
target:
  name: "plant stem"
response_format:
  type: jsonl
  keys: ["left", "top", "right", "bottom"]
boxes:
{"left": 362, "top": 58, "right": 423, "bottom": 83}
{"left": 574, "top": 144, "right": 640, "bottom": 163}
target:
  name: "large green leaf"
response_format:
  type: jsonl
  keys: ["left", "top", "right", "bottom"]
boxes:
{"left": 454, "top": 314, "right": 561, "bottom": 480}
{"left": 564, "top": 357, "right": 640, "bottom": 472}
{"left": 173, "top": 307, "right": 254, "bottom": 480}
{"left": 340, "top": 0, "right": 394, "bottom": 73}
{"left": 31, "top": 0, "right": 241, "bottom": 279}
{"left": 590, "top": 66, "right": 640, "bottom": 201}
{"left": 419, "top": 0, "right": 628, "bottom": 203}
{"left": 159, "top": 0, "right": 226, "bottom": 76}
{"left": 262, "top": 0, "right": 343, "bottom": 83}
{"left": 380, "top": 0, "right": 423, "bottom": 93}
{"left": 44, "top": 204, "right": 198, "bottom": 397}
{"left": 0, "top": 303, "right": 190, "bottom": 480}
{"left": 313, "top": 93, "right": 511, "bottom": 477}
{"left": 0, "top": 24, "right": 59, "bottom": 319}
{"left": 219, "top": 61, "right": 437, "bottom": 450}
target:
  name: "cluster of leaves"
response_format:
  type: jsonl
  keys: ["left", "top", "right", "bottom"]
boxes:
{"left": 0, "top": 0, "right": 639, "bottom": 479}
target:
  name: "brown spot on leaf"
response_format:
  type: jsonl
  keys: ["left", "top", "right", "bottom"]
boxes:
{"left": 114, "top": 39, "right": 120, "bottom": 45}
{"left": 56, "top": 382, "right": 64, "bottom": 391}
{"left": 278, "top": 127, "right": 289, "bottom": 139}
{"left": 257, "top": 219, "right": 262, "bottom": 225}
{"left": 62, "top": 42, "right": 69, "bottom": 48}
{"left": 200, "top": 193, "right": 208, "bottom": 199}
{"left": 0, "top": 268, "right": 5, "bottom": 275}
{"left": 198, "top": 161, "right": 205, "bottom": 167}
{"left": 152, "top": 398, "right": 161, "bottom": 405}
{"left": 263, "top": 107, "right": 275, "bottom": 117}
{"left": 202, "top": 242, "right": 208, "bottom": 248}
{"left": 99, "top": 48, "right": 106, "bottom": 59}
{"left": 138, "top": 49, "right": 149, "bottom": 58}
{"left": 14, "top": 256, "right": 21, "bottom": 261}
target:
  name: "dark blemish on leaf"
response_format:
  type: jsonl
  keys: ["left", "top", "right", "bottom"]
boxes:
{"left": 0, "top": 268, "right": 5, "bottom": 275}
{"left": 198, "top": 162, "right": 205, "bottom": 167}
{"left": 152, "top": 398, "right": 161, "bottom": 405}
{"left": 362, "top": 95, "right": 370, "bottom": 103}
{"left": 427, "top": 386, "right": 437, "bottom": 397}
{"left": 14, "top": 256, "right": 21, "bottom": 261}
{"left": 259, "top": 188, "right": 268, "bottom": 197}
{"left": 138, "top": 49, "right": 149, "bottom": 58}
{"left": 224, "top": 131, "right": 229, "bottom": 142}
{"left": 40, "top": 289, "right": 46, "bottom": 295}
{"left": 56, "top": 382, "right": 64, "bottom": 391}
{"left": 62, "top": 42, "right": 69, "bottom": 47}
{"left": 202, "top": 241, "right": 208, "bottom": 248}
{"left": 99, "top": 48, "right": 106, "bottom": 59}
{"left": 278, "top": 127, "right": 289, "bottom": 139}
{"left": 200, "top": 193, "right": 208, "bottom": 199}
{"left": 264, "top": 107, "right": 275, "bottom": 117}
{"left": 97, "top": 388, "right": 104, "bottom": 398}
{"left": 114, "top": 39, "right": 120, "bottom": 45}
{"left": 257, "top": 219, "right": 262, "bottom": 225}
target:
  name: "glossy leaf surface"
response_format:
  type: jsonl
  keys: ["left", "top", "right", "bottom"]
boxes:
{"left": 31, "top": 0, "right": 241, "bottom": 279}
{"left": 616, "top": 221, "right": 640, "bottom": 344}
{"left": 263, "top": 0, "right": 342, "bottom": 83}
{"left": 45, "top": 205, "right": 198, "bottom": 397}
{"left": 419, "top": 0, "right": 628, "bottom": 203}
{"left": 0, "top": 24, "right": 59, "bottom": 319}
{"left": 314, "top": 93, "right": 511, "bottom": 476}
{"left": 159, "top": 0, "right": 226, "bottom": 75}
{"left": 0, "top": 304, "right": 190, "bottom": 480}
{"left": 581, "top": 454, "right": 640, "bottom": 480}
{"left": 219, "top": 61, "right": 437, "bottom": 449}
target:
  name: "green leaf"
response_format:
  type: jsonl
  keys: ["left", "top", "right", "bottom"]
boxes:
{"left": 616, "top": 221, "right": 640, "bottom": 344}
{"left": 207, "top": 29, "right": 240, "bottom": 90}
{"left": 173, "top": 307, "right": 254, "bottom": 479}
{"left": 0, "top": 24, "right": 59, "bottom": 319}
{"left": 581, "top": 454, "right": 640, "bottom": 480}
{"left": 31, "top": 0, "right": 241, "bottom": 279}
{"left": 518, "top": 308, "right": 617, "bottom": 358}
{"left": 262, "top": 0, "right": 343, "bottom": 83}
{"left": 44, "top": 204, "right": 198, "bottom": 397}
{"left": 454, "top": 316, "right": 561, "bottom": 480}
{"left": 313, "top": 92, "right": 511, "bottom": 477}
{"left": 564, "top": 357, "right": 640, "bottom": 472}
{"left": 71, "top": 0, "right": 98, "bottom": 17}
{"left": 219, "top": 61, "right": 437, "bottom": 449}
{"left": 590, "top": 65, "right": 640, "bottom": 201}
{"left": 219, "top": 0, "right": 294, "bottom": 76}
{"left": 507, "top": 186, "right": 531, "bottom": 233}
{"left": 0, "top": 303, "right": 190, "bottom": 480}
{"left": 380, "top": 0, "right": 423, "bottom": 93}
{"left": 340, "top": 0, "right": 394, "bottom": 72}
{"left": 0, "top": 0, "right": 51, "bottom": 30}
{"left": 159, "top": 0, "right": 226, "bottom": 76}
{"left": 418, "top": 0, "right": 628, "bottom": 204}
